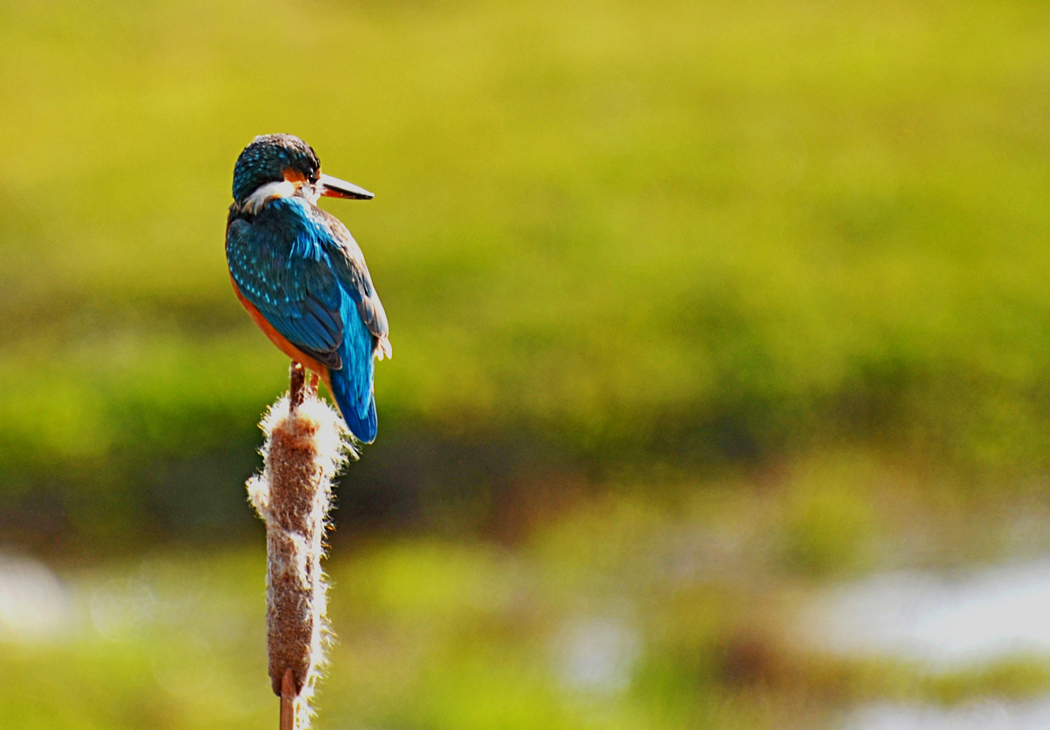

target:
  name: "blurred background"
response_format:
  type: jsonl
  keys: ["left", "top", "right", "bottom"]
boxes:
{"left": 3, "top": 0, "right": 1050, "bottom": 727}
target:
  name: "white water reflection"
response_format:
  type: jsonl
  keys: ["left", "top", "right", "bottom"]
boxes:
{"left": 801, "top": 557, "right": 1050, "bottom": 667}
{"left": 0, "top": 553, "right": 71, "bottom": 641}
{"left": 844, "top": 698, "right": 1050, "bottom": 730}
{"left": 552, "top": 617, "right": 640, "bottom": 694}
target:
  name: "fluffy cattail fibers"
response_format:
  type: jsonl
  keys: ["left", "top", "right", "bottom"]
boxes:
{"left": 247, "top": 364, "right": 353, "bottom": 729}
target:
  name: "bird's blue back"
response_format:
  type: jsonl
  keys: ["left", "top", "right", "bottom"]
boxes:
{"left": 227, "top": 196, "right": 387, "bottom": 442}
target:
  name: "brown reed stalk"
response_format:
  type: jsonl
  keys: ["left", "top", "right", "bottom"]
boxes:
{"left": 247, "top": 363, "right": 354, "bottom": 729}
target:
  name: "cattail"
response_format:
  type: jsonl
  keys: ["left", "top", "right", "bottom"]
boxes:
{"left": 247, "top": 364, "right": 354, "bottom": 729}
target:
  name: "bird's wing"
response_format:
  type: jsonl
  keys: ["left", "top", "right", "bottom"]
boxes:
{"left": 226, "top": 208, "right": 345, "bottom": 369}
{"left": 308, "top": 206, "right": 391, "bottom": 358}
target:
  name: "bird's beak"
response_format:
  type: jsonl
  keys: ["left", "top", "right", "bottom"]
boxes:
{"left": 319, "top": 173, "right": 374, "bottom": 200}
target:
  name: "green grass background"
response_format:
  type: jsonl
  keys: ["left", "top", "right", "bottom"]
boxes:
{"left": 3, "top": 0, "right": 1050, "bottom": 726}
{"left": 5, "top": 0, "right": 1050, "bottom": 497}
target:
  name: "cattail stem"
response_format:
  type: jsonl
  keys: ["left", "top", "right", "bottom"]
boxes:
{"left": 290, "top": 361, "right": 306, "bottom": 410}
{"left": 248, "top": 362, "right": 353, "bottom": 729}
{"left": 280, "top": 669, "right": 296, "bottom": 730}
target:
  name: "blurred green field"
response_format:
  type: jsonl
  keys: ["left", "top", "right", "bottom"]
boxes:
{"left": 8, "top": 464, "right": 1050, "bottom": 730}
{"left": 4, "top": 0, "right": 1050, "bottom": 544}
{"left": 7, "top": 473, "right": 1050, "bottom": 730}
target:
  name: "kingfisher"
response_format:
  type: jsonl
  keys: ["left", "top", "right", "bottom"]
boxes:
{"left": 226, "top": 134, "right": 390, "bottom": 443}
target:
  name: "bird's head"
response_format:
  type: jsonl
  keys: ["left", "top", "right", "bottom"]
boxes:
{"left": 232, "top": 134, "right": 373, "bottom": 214}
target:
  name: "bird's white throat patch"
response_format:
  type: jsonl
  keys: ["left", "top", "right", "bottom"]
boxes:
{"left": 243, "top": 179, "right": 321, "bottom": 214}
{"left": 243, "top": 180, "right": 297, "bottom": 214}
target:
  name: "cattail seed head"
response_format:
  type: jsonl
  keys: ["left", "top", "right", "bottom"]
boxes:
{"left": 247, "top": 372, "right": 353, "bottom": 728}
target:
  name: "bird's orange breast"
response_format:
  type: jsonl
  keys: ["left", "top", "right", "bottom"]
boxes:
{"left": 230, "top": 275, "right": 331, "bottom": 381}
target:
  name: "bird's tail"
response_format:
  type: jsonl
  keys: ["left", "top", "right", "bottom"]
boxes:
{"left": 322, "top": 367, "right": 377, "bottom": 444}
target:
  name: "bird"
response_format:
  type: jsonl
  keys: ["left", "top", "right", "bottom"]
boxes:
{"left": 226, "top": 134, "right": 390, "bottom": 443}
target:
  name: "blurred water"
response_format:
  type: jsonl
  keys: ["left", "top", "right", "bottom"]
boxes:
{"left": 552, "top": 617, "right": 640, "bottom": 694}
{"left": 0, "top": 552, "right": 71, "bottom": 641}
{"left": 802, "top": 558, "right": 1050, "bottom": 730}
{"left": 801, "top": 557, "right": 1050, "bottom": 666}
{"left": 843, "top": 698, "right": 1050, "bottom": 730}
